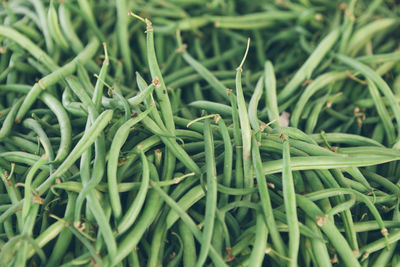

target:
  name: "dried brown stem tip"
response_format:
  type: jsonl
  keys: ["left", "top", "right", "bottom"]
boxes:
{"left": 152, "top": 77, "right": 161, "bottom": 88}
{"left": 145, "top": 18, "right": 153, "bottom": 32}
{"left": 316, "top": 214, "right": 329, "bottom": 227}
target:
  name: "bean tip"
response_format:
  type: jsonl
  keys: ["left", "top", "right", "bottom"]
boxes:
{"left": 361, "top": 252, "right": 369, "bottom": 261}
{"left": 152, "top": 77, "right": 161, "bottom": 88}
{"left": 330, "top": 254, "right": 338, "bottom": 263}
{"left": 381, "top": 228, "right": 389, "bottom": 236}
{"left": 237, "top": 37, "right": 251, "bottom": 71}
{"left": 316, "top": 214, "right": 328, "bottom": 227}
{"left": 225, "top": 248, "right": 235, "bottom": 262}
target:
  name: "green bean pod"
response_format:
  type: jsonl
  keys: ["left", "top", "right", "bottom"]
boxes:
{"left": 196, "top": 117, "right": 218, "bottom": 267}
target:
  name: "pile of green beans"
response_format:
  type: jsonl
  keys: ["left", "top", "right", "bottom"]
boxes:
{"left": 1, "top": 0, "right": 400, "bottom": 266}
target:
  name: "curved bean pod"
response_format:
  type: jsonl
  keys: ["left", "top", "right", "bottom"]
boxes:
{"left": 15, "top": 37, "right": 99, "bottom": 122}
{"left": 107, "top": 108, "right": 153, "bottom": 219}
{"left": 37, "top": 109, "right": 113, "bottom": 195}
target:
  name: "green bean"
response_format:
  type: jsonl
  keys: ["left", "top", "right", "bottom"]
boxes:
{"left": 217, "top": 116, "right": 233, "bottom": 207}
{"left": 117, "top": 150, "right": 150, "bottom": 235}
{"left": 0, "top": 152, "right": 46, "bottom": 171}
{"left": 176, "top": 34, "right": 229, "bottom": 100}
{"left": 40, "top": 92, "right": 72, "bottom": 162}
{"left": 296, "top": 195, "right": 361, "bottom": 267}
{"left": 76, "top": 63, "right": 95, "bottom": 98}
{"left": 140, "top": 18, "right": 175, "bottom": 132}
{"left": 0, "top": 199, "right": 23, "bottom": 225}
{"left": 282, "top": 138, "right": 300, "bottom": 267}
{"left": 310, "top": 132, "right": 384, "bottom": 147}
{"left": 306, "top": 188, "right": 388, "bottom": 244}
{"left": 366, "top": 78, "right": 395, "bottom": 145}
{"left": 147, "top": 211, "right": 168, "bottom": 267}
{"left": 0, "top": 98, "right": 23, "bottom": 140}
{"left": 141, "top": 116, "right": 201, "bottom": 175}
{"left": 262, "top": 154, "right": 399, "bottom": 175}
{"left": 252, "top": 135, "right": 286, "bottom": 256}
{"left": 264, "top": 61, "right": 280, "bottom": 127}
{"left": 87, "top": 190, "right": 117, "bottom": 260}
{"left": 22, "top": 118, "right": 54, "bottom": 162}
{"left": 26, "top": 220, "right": 64, "bottom": 259}
{"left": 370, "top": 242, "right": 397, "bottom": 267}
{"left": 166, "top": 233, "right": 184, "bottom": 267}
{"left": 305, "top": 218, "right": 332, "bottom": 267}
{"left": 359, "top": 230, "right": 400, "bottom": 258}
{"left": 231, "top": 232, "right": 254, "bottom": 258}
{"left": 139, "top": 16, "right": 178, "bottom": 184}
{"left": 211, "top": 11, "right": 297, "bottom": 29}
{"left": 338, "top": 0, "right": 356, "bottom": 53}
{"left": 93, "top": 43, "right": 110, "bottom": 111}
{"left": 110, "top": 162, "right": 160, "bottom": 265}
{"left": 343, "top": 167, "right": 371, "bottom": 191}
{"left": 125, "top": 82, "right": 156, "bottom": 108}
{"left": 135, "top": 72, "right": 165, "bottom": 126}
{"left": 10, "top": 20, "right": 31, "bottom": 39}
{"left": 0, "top": 165, "right": 22, "bottom": 231}
{"left": 37, "top": 109, "right": 113, "bottom": 195}
{"left": 0, "top": 26, "right": 57, "bottom": 71}
{"left": 218, "top": 184, "right": 257, "bottom": 195}
{"left": 107, "top": 108, "right": 153, "bottom": 219}
{"left": 284, "top": 138, "right": 337, "bottom": 157}
{"left": 117, "top": 135, "right": 161, "bottom": 179}
{"left": 76, "top": 122, "right": 117, "bottom": 261}
{"left": 58, "top": 253, "right": 91, "bottom": 267}
{"left": 271, "top": 127, "right": 317, "bottom": 144}
{"left": 29, "top": 0, "right": 54, "bottom": 53}
{"left": 2, "top": 233, "right": 46, "bottom": 266}
{"left": 45, "top": 193, "right": 76, "bottom": 267}
{"left": 229, "top": 92, "right": 243, "bottom": 195}
{"left": 291, "top": 71, "right": 347, "bottom": 127}
{"left": 21, "top": 155, "right": 47, "bottom": 221}
{"left": 116, "top": 0, "right": 133, "bottom": 82}
{"left": 51, "top": 215, "right": 103, "bottom": 265}
{"left": 305, "top": 95, "right": 329, "bottom": 134}
{"left": 278, "top": 29, "right": 340, "bottom": 102}
{"left": 370, "top": 203, "right": 400, "bottom": 267}
{"left": 362, "top": 170, "right": 400, "bottom": 195}
{"left": 66, "top": 76, "right": 97, "bottom": 118}
{"left": 189, "top": 101, "right": 232, "bottom": 116}
{"left": 179, "top": 220, "right": 197, "bottom": 266}
{"left": 63, "top": 1, "right": 105, "bottom": 42}
{"left": 235, "top": 39, "right": 253, "bottom": 220}
{"left": 48, "top": 0, "right": 70, "bottom": 51}
{"left": 196, "top": 117, "right": 218, "bottom": 267}
{"left": 15, "top": 37, "right": 99, "bottom": 122}
{"left": 248, "top": 212, "right": 268, "bottom": 267}
{"left": 357, "top": 51, "right": 400, "bottom": 64}
{"left": 0, "top": 234, "right": 22, "bottom": 265}
{"left": 147, "top": 221, "right": 170, "bottom": 264}
{"left": 58, "top": 3, "right": 84, "bottom": 53}
{"left": 248, "top": 76, "right": 264, "bottom": 131}
{"left": 150, "top": 181, "right": 228, "bottom": 267}
{"left": 347, "top": 18, "right": 398, "bottom": 56}
{"left": 327, "top": 196, "right": 356, "bottom": 217}
{"left": 164, "top": 46, "right": 241, "bottom": 84}
{"left": 337, "top": 54, "right": 400, "bottom": 139}
{"left": 62, "top": 86, "right": 87, "bottom": 117}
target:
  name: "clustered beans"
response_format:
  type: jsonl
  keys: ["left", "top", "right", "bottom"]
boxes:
{"left": 1, "top": 0, "right": 400, "bottom": 266}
